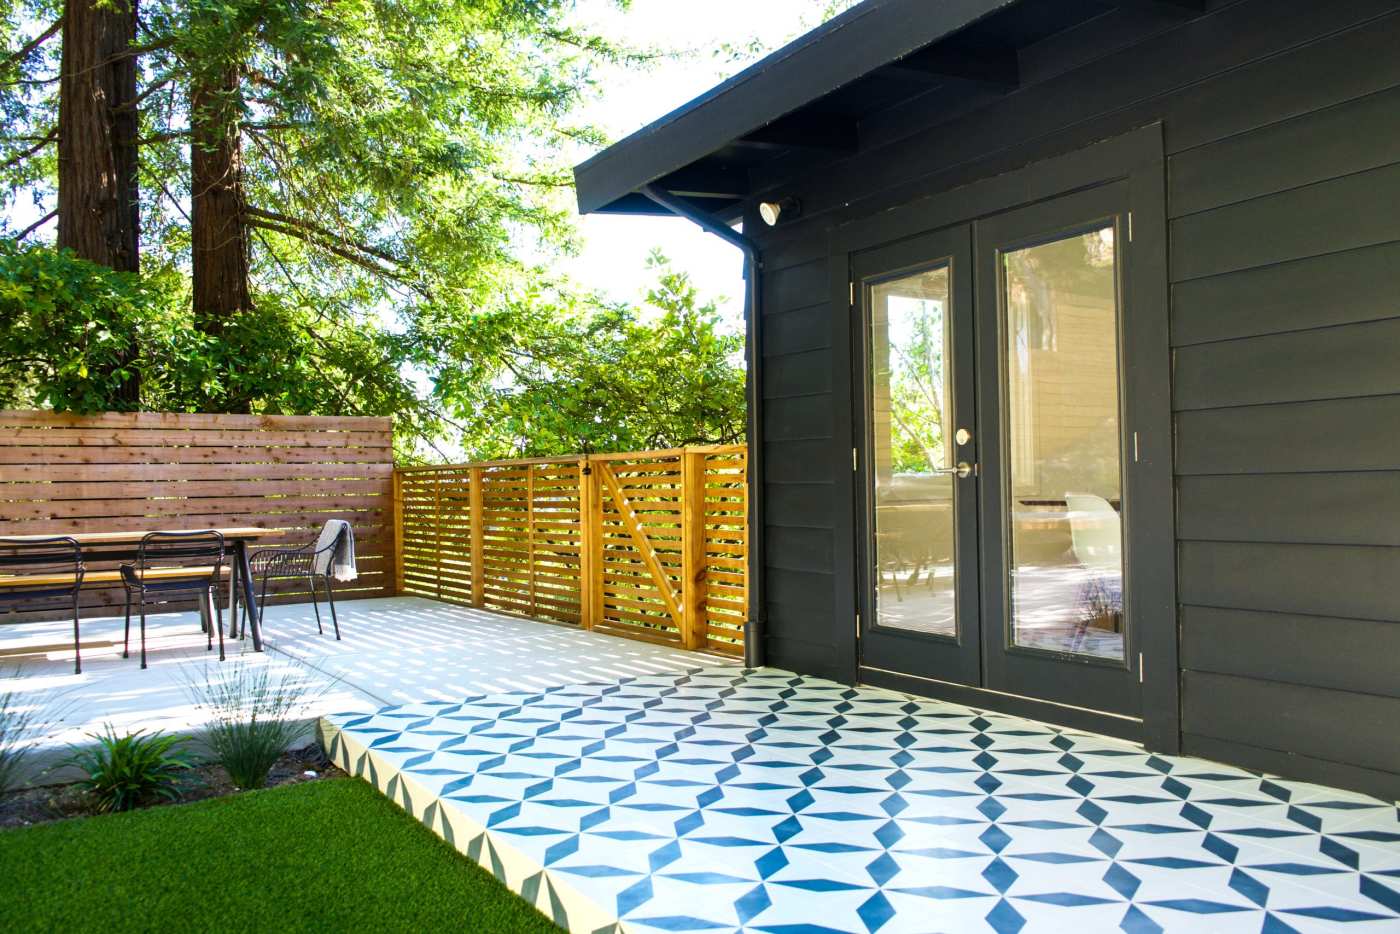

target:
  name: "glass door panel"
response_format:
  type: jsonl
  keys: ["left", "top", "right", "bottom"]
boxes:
{"left": 870, "top": 265, "right": 956, "bottom": 638}
{"left": 1001, "top": 226, "right": 1126, "bottom": 661}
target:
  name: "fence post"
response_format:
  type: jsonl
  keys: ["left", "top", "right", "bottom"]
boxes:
{"left": 469, "top": 466, "right": 484, "bottom": 607}
{"left": 391, "top": 468, "right": 405, "bottom": 596}
{"left": 526, "top": 465, "right": 537, "bottom": 617}
{"left": 588, "top": 457, "right": 605, "bottom": 630}
{"left": 680, "top": 448, "right": 707, "bottom": 651}
{"left": 577, "top": 458, "right": 594, "bottom": 628}
{"left": 432, "top": 473, "right": 443, "bottom": 601}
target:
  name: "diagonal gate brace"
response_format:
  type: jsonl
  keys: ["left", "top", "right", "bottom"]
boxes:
{"left": 596, "top": 462, "right": 684, "bottom": 628}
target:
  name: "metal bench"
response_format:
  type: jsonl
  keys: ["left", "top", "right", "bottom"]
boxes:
{"left": 0, "top": 536, "right": 85, "bottom": 673}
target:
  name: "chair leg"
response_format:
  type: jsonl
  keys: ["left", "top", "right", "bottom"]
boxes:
{"left": 308, "top": 576, "right": 323, "bottom": 635}
{"left": 228, "top": 565, "right": 239, "bottom": 639}
{"left": 324, "top": 574, "right": 340, "bottom": 641}
{"left": 212, "top": 586, "right": 225, "bottom": 662}
{"left": 239, "top": 572, "right": 258, "bottom": 639}
{"left": 123, "top": 590, "right": 132, "bottom": 659}
{"left": 139, "top": 597, "right": 148, "bottom": 670}
{"left": 200, "top": 594, "right": 213, "bottom": 651}
{"left": 71, "top": 590, "right": 82, "bottom": 675}
{"left": 256, "top": 574, "right": 271, "bottom": 638}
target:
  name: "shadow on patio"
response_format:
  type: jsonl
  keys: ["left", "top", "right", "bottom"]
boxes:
{"left": 1, "top": 595, "right": 735, "bottom": 782}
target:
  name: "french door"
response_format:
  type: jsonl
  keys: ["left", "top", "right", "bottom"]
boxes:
{"left": 854, "top": 182, "right": 1143, "bottom": 724}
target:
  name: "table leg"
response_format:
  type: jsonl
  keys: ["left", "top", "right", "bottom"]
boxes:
{"left": 236, "top": 540, "right": 263, "bottom": 652}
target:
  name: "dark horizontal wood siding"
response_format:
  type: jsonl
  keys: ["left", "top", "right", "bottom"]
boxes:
{"left": 749, "top": 0, "right": 1400, "bottom": 797}
{"left": 757, "top": 236, "right": 847, "bottom": 680}
{"left": 1167, "top": 19, "right": 1400, "bottom": 798}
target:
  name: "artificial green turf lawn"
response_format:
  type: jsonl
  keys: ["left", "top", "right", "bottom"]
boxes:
{"left": 0, "top": 777, "right": 560, "bottom": 933}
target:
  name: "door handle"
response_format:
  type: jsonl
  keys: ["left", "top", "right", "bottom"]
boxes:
{"left": 930, "top": 462, "right": 977, "bottom": 479}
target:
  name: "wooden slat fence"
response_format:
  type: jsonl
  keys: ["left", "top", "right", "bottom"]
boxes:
{"left": 0, "top": 410, "right": 395, "bottom": 619}
{"left": 396, "top": 445, "right": 748, "bottom": 656}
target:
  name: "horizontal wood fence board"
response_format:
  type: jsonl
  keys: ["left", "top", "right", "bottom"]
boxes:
{"left": 0, "top": 410, "right": 391, "bottom": 431}
{"left": 0, "top": 410, "right": 394, "bottom": 621}
{"left": 1, "top": 462, "right": 395, "bottom": 482}
{"left": 0, "top": 444, "right": 392, "bottom": 465}
{"left": 2, "top": 496, "right": 392, "bottom": 524}
{"left": 0, "top": 478, "right": 388, "bottom": 501}
{"left": 5, "top": 427, "right": 390, "bottom": 449}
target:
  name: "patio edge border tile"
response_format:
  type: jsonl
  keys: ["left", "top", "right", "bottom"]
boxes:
{"left": 317, "top": 719, "right": 615, "bottom": 934}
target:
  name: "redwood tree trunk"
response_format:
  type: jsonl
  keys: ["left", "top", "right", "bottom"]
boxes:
{"left": 190, "top": 67, "right": 251, "bottom": 333}
{"left": 190, "top": 66, "right": 252, "bottom": 411}
{"left": 57, "top": 0, "right": 141, "bottom": 403}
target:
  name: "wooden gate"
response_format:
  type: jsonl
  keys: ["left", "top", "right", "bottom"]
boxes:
{"left": 395, "top": 445, "right": 748, "bottom": 656}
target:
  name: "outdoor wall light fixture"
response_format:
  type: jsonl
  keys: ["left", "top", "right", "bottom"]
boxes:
{"left": 758, "top": 197, "right": 801, "bottom": 226}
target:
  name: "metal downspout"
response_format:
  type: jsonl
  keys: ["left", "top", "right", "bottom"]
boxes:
{"left": 641, "top": 184, "right": 766, "bottom": 669}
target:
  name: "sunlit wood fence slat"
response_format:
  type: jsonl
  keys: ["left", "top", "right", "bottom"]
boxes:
{"left": 395, "top": 445, "right": 748, "bottom": 656}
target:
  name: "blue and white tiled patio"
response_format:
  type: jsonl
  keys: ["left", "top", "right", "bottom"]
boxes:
{"left": 320, "top": 668, "right": 1400, "bottom": 934}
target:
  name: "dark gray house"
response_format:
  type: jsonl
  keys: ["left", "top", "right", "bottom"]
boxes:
{"left": 574, "top": 0, "right": 1400, "bottom": 800}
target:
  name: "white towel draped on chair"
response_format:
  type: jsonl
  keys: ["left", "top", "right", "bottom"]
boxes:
{"left": 313, "top": 519, "right": 357, "bottom": 581}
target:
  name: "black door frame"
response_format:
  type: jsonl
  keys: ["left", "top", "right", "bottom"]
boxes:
{"left": 828, "top": 124, "right": 1179, "bottom": 751}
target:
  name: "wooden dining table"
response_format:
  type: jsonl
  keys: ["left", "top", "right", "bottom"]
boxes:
{"left": 1, "top": 527, "right": 279, "bottom": 652}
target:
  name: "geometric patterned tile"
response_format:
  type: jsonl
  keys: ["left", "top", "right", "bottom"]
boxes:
{"left": 318, "top": 668, "right": 1400, "bottom": 933}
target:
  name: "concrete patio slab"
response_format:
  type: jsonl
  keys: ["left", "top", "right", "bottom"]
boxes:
{"left": 0, "top": 596, "right": 733, "bottom": 782}
{"left": 265, "top": 597, "right": 734, "bottom": 706}
{"left": 0, "top": 606, "right": 355, "bottom": 781}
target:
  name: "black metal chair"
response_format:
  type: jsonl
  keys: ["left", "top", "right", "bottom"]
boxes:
{"left": 241, "top": 522, "right": 349, "bottom": 642}
{"left": 0, "top": 537, "right": 85, "bottom": 674}
{"left": 121, "top": 530, "right": 227, "bottom": 669}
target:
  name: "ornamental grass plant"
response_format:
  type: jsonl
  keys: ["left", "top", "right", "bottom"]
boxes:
{"left": 185, "top": 659, "right": 330, "bottom": 790}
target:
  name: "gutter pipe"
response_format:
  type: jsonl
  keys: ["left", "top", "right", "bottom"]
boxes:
{"left": 641, "top": 184, "right": 765, "bottom": 669}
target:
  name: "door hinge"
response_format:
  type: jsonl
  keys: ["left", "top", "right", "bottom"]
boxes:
{"left": 1127, "top": 211, "right": 1134, "bottom": 243}
{"left": 1133, "top": 431, "right": 1140, "bottom": 463}
{"left": 855, "top": 612, "right": 861, "bottom": 640}
{"left": 1138, "top": 652, "right": 1144, "bottom": 683}
{"left": 849, "top": 282, "right": 855, "bottom": 307}
{"left": 852, "top": 447, "right": 858, "bottom": 472}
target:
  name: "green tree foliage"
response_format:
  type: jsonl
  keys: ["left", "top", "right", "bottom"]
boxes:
{"left": 448, "top": 253, "right": 745, "bottom": 459}
{"left": 0, "top": 242, "right": 744, "bottom": 459}
{"left": 142, "top": 0, "right": 640, "bottom": 434}
{"left": 1, "top": 3, "right": 641, "bottom": 436}
{"left": 0, "top": 241, "right": 421, "bottom": 420}
{"left": 0, "top": 4, "right": 62, "bottom": 226}
{"left": 887, "top": 301, "right": 949, "bottom": 474}
{"left": 0, "top": 1, "right": 760, "bottom": 460}
{"left": 0, "top": 242, "right": 180, "bottom": 411}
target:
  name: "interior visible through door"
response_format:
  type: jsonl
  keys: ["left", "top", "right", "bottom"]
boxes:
{"left": 1000, "top": 225, "right": 1125, "bottom": 662}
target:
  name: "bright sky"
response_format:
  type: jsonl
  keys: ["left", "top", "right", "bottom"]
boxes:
{"left": 560, "top": 0, "right": 836, "bottom": 329}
